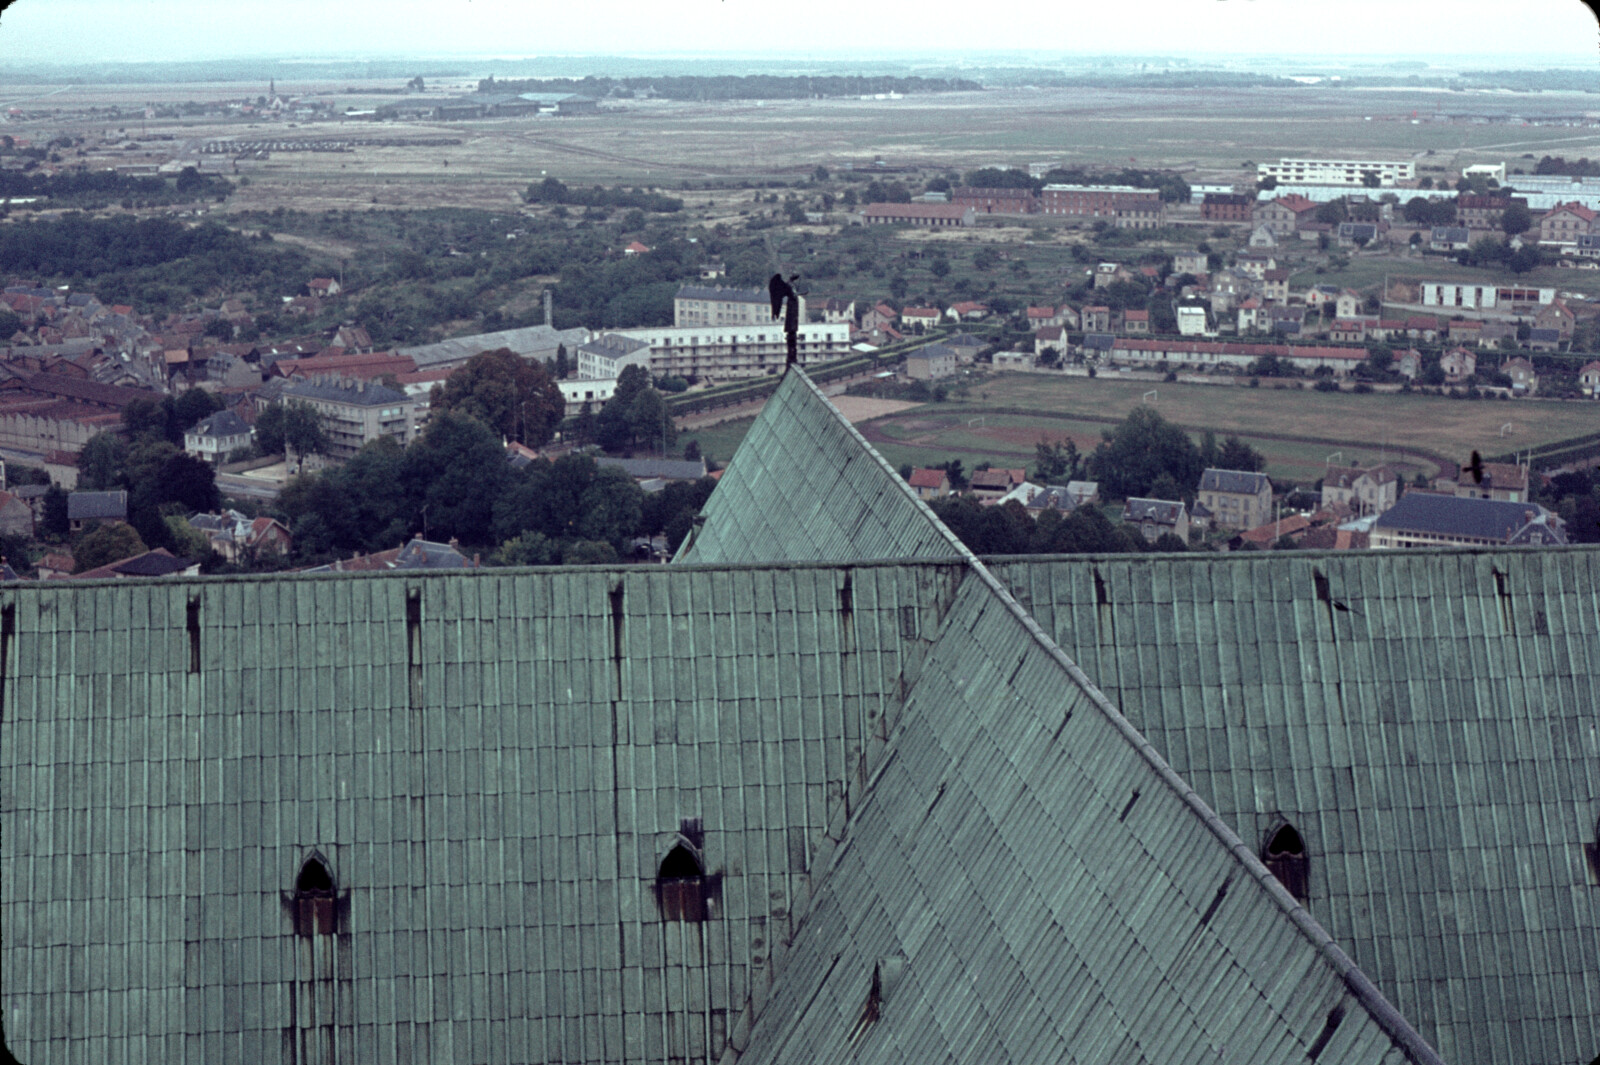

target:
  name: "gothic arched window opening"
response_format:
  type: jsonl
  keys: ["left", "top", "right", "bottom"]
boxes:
{"left": 1263, "top": 821, "right": 1310, "bottom": 902}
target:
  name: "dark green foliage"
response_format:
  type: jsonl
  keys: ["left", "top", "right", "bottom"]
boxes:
{"left": 524, "top": 178, "right": 683, "bottom": 212}
{"left": 491, "top": 453, "right": 644, "bottom": 552}
{"left": 400, "top": 411, "right": 511, "bottom": 545}
{"left": 41, "top": 485, "right": 69, "bottom": 539}
{"left": 1087, "top": 407, "right": 1203, "bottom": 502}
{"left": 0, "top": 308, "right": 21, "bottom": 338}
{"left": 1402, "top": 197, "right": 1457, "bottom": 226}
{"left": 72, "top": 522, "right": 146, "bottom": 572}
{"left": 0, "top": 215, "right": 305, "bottom": 315}
{"left": 255, "top": 401, "right": 329, "bottom": 457}
{"left": 77, "top": 432, "right": 129, "bottom": 490}
{"left": 430, "top": 347, "right": 565, "bottom": 446}
{"left": 1033, "top": 438, "right": 1082, "bottom": 483}
{"left": 0, "top": 165, "right": 232, "bottom": 208}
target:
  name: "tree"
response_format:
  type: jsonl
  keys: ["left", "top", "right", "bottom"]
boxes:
{"left": 155, "top": 452, "right": 221, "bottom": 514}
{"left": 78, "top": 432, "right": 129, "bottom": 489}
{"left": 1033, "top": 439, "right": 1081, "bottom": 483}
{"left": 627, "top": 387, "right": 676, "bottom": 454}
{"left": 72, "top": 522, "right": 146, "bottom": 572}
{"left": 1257, "top": 176, "right": 1278, "bottom": 192}
{"left": 41, "top": 485, "right": 69, "bottom": 539}
{"left": 1086, "top": 407, "right": 1203, "bottom": 501}
{"left": 1508, "top": 245, "right": 1541, "bottom": 274}
{"left": 1218, "top": 435, "right": 1266, "bottom": 473}
{"left": 491, "top": 530, "right": 559, "bottom": 566}
{"left": 256, "top": 401, "right": 328, "bottom": 457}
{"left": 175, "top": 166, "right": 203, "bottom": 194}
{"left": 430, "top": 347, "right": 565, "bottom": 446}
{"left": 173, "top": 389, "right": 222, "bottom": 434}
{"left": 555, "top": 344, "right": 570, "bottom": 380}
{"left": 1315, "top": 199, "right": 1348, "bottom": 226}
{"left": 812, "top": 165, "right": 830, "bottom": 182}
{"left": 400, "top": 411, "right": 509, "bottom": 545}
{"left": 1360, "top": 170, "right": 1381, "bottom": 189}
{"left": 1501, "top": 202, "right": 1532, "bottom": 237}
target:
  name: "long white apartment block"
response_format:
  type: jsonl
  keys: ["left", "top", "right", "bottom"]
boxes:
{"left": 612, "top": 322, "right": 852, "bottom": 380}
{"left": 1257, "top": 158, "right": 1415, "bottom": 187}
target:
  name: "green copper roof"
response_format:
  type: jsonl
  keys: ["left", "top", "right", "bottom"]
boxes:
{"left": 676, "top": 369, "right": 968, "bottom": 565}
{"left": 989, "top": 549, "right": 1600, "bottom": 1065}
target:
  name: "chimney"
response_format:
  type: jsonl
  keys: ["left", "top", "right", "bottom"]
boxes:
{"left": 544, "top": 289, "right": 553, "bottom": 326}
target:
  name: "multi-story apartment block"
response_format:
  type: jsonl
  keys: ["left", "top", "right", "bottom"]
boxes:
{"left": 1456, "top": 194, "right": 1513, "bottom": 230}
{"left": 675, "top": 285, "right": 806, "bottom": 328}
{"left": 1538, "top": 201, "right": 1598, "bottom": 246}
{"left": 1419, "top": 282, "right": 1555, "bottom": 311}
{"left": 612, "top": 323, "right": 851, "bottom": 381}
{"left": 1256, "top": 158, "right": 1414, "bottom": 187}
{"left": 1201, "top": 193, "right": 1255, "bottom": 222}
{"left": 1196, "top": 468, "right": 1273, "bottom": 531}
{"left": 280, "top": 377, "right": 418, "bottom": 460}
{"left": 575, "top": 333, "right": 653, "bottom": 380}
{"left": 951, "top": 187, "right": 1039, "bottom": 214}
{"left": 1039, "top": 184, "right": 1162, "bottom": 219}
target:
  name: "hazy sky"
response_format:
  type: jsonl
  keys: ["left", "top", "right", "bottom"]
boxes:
{"left": 1, "top": 0, "right": 1597, "bottom": 66}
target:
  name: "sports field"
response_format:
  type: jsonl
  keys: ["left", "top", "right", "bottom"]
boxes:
{"left": 682, "top": 371, "right": 1597, "bottom": 485}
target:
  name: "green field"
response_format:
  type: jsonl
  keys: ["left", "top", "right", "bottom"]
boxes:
{"left": 685, "top": 371, "right": 1600, "bottom": 486}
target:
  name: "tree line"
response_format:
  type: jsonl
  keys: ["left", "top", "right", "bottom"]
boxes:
{"left": 524, "top": 178, "right": 683, "bottom": 213}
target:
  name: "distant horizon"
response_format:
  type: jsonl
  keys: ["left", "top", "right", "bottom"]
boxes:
{"left": 1, "top": 0, "right": 1596, "bottom": 67}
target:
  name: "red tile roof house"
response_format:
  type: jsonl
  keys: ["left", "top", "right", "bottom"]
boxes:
{"left": 907, "top": 467, "right": 951, "bottom": 500}
{"left": 860, "top": 303, "right": 898, "bottom": 331}
{"left": 1440, "top": 347, "right": 1476, "bottom": 382}
{"left": 1026, "top": 306, "right": 1064, "bottom": 328}
{"left": 899, "top": 307, "right": 941, "bottom": 331}
{"left": 1329, "top": 320, "right": 1367, "bottom": 344}
{"left": 1538, "top": 201, "right": 1598, "bottom": 246}
{"left": 945, "top": 301, "right": 990, "bottom": 322}
{"left": 1121, "top": 309, "right": 1150, "bottom": 334}
{"left": 307, "top": 278, "right": 341, "bottom": 298}
{"left": 1446, "top": 319, "right": 1483, "bottom": 343}
{"left": 623, "top": 241, "right": 651, "bottom": 255}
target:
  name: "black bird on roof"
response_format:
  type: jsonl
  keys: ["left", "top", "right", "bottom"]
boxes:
{"left": 769, "top": 273, "right": 801, "bottom": 369}
{"left": 1466, "top": 449, "right": 1485, "bottom": 486}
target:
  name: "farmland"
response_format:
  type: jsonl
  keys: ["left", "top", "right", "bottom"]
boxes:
{"left": 680, "top": 370, "right": 1599, "bottom": 485}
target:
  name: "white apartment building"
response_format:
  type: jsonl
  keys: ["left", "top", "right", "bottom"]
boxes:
{"left": 1256, "top": 158, "right": 1415, "bottom": 187}
{"left": 576, "top": 333, "right": 653, "bottom": 381}
{"left": 674, "top": 284, "right": 806, "bottom": 327}
{"left": 613, "top": 323, "right": 851, "bottom": 381}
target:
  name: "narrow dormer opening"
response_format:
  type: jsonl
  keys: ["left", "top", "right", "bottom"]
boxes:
{"left": 1263, "top": 821, "right": 1310, "bottom": 902}
{"left": 294, "top": 854, "right": 337, "bottom": 936}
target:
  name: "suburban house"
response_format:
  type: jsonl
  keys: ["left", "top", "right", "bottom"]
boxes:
{"left": 0, "top": 489, "right": 34, "bottom": 537}
{"left": 899, "top": 307, "right": 941, "bottom": 330}
{"left": 1026, "top": 306, "right": 1066, "bottom": 329}
{"left": 992, "top": 350, "right": 1033, "bottom": 370}
{"left": 1501, "top": 357, "right": 1538, "bottom": 393}
{"left": 1196, "top": 468, "right": 1273, "bottom": 531}
{"left": 1081, "top": 305, "right": 1112, "bottom": 332}
{"left": 1200, "top": 193, "right": 1253, "bottom": 223}
{"left": 1440, "top": 347, "right": 1477, "bottom": 381}
{"left": 1453, "top": 461, "right": 1530, "bottom": 503}
{"left": 1093, "top": 263, "right": 1134, "bottom": 289}
{"left": 1526, "top": 328, "right": 1563, "bottom": 354}
{"left": 907, "top": 467, "right": 951, "bottom": 500}
{"left": 904, "top": 343, "right": 957, "bottom": 381}
{"left": 811, "top": 298, "right": 856, "bottom": 325}
{"left": 945, "top": 301, "right": 990, "bottom": 322}
{"left": 1171, "top": 251, "right": 1207, "bottom": 276}
{"left": 860, "top": 302, "right": 898, "bottom": 331}
{"left": 1580, "top": 360, "right": 1600, "bottom": 397}
{"left": 968, "top": 467, "right": 1027, "bottom": 500}
{"left": 1537, "top": 201, "right": 1597, "bottom": 246}
{"left": 1252, "top": 195, "right": 1316, "bottom": 236}
{"left": 1534, "top": 299, "right": 1575, "bottom": 339}
{"left": 1456, "top": 194, "right": 1513, "bottom": 230}
{"left": 1261, "top": 269, "right": 1290, "bottom": 303}
{"left": 1429, "top": 227, "right": 1472, "bottom": 252}
{"left": 1033, "top": 326, "right": 1066, "bottom": 356}
{"left": 1371, "top": 494, "right": 1566, "bottom": 548}
{"left": 1395, "top": 348, "right": 1423, "bottom": 379}
{"left": 1122, "top": 497, "right": 1189, "bottom": 541}
{"left": 184, "top": 408, "right": 254, "bottom": 465}
{"left": 1328, "top": 320, "right": 1367, "bottom": 344}
{"left": 1121, "top": 309, "right": 1150, "bottom": 334}
{"left": 1321, "top": 465, "right": 1399, "bottom": 517}
{"left": 1446, "top": 319, "right": 1483, "bottom": 346}
{"left": 1248, "top": 225, "right": 1278, "bottom": 248}
{"left": 66, "top": 489, "right": 127, "bottom": 532}
{"left": 306, "top": 278, "right": 341, "bottom": 298}
{"left": 188, "top": 509, "right": 293, "bottom": 562}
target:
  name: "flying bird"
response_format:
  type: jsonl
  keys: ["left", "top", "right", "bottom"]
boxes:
{"left": 1466, "top": 449, "right": 1485, "bottom": 485}
{"left": 769, "top": 273, "right": 801, "bottom": 368}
